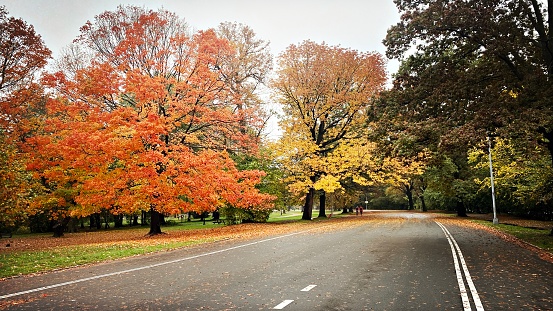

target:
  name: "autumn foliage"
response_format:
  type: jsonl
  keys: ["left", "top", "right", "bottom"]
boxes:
{"left": 272, "top": 41, "right": 387, "bottom": 219}
{"left": 18, "top": 6, "right": 274, "bottom": 235}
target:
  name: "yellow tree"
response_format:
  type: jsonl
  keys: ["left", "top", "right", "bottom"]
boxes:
{"left": 272, "top": 41, "right": 386, "bottom": 220}
{"left": 381, "top": 153, "right": 428, "bottom": 210}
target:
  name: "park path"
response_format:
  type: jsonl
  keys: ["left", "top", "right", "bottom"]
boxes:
{"left": 0, "top": 211, "right": 551, "bottom": 310}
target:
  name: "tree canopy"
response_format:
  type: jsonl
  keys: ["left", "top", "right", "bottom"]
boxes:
{"left": 272, "top": 40, "right": 387, "bottom": 220}
{"left": 22, "top": 6, "right": 275, "bottom": 235}
{"left": 379, "top": 0, "right": 553, "bottom": 217}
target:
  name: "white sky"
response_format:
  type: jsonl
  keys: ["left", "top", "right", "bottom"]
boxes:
{"left": 1, "top": 0, "right": 401, "bottom": 138}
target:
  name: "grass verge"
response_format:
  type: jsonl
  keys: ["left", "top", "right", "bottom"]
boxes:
{"left": 0, "top": 238, "right": 216, "bottom": 279}
{"left": 473, "top": 220, "right": 553, "bottom": 252}
{"left": 0, "top": 212, "right": 325, "bottom": 279}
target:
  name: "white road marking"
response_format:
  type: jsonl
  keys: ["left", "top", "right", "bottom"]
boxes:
{"left": 0, "top": 230, "right": 313, "bottom": 300}
{"left": 301, "top": 284, "right": 317, "bottom": 292}
{"left": 273, "top": 299, "right": 294, "bottom": 309}
{"left": 436, "top": 221, "right": 485, "bottom": 311}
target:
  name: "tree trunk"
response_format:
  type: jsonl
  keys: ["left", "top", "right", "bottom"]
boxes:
{"left": 90, "top": 213, "right": 101, "bottom": 229}
{"left": 52, "top": 217, "right": 70, "bottom": 237}
{"left": 132, "top": 215, "right": 139, "bottom": 226}
{"left": 406, "top": 186, "right": 414, "bottom": 210}
{"left": 148, "top": 208, "right": 163, "bottom": 235}
{"left": 456, "top": 199, "right": 468, "bottom": 217}
{"left": 318, "top": 191, "right": 327, "bottom": 218}
{"left": 141, "top": 210, "right": 148, "bottom": 226}
{"left": 420, "top": 194, "right": 427, "bottom": 212}
{"left": 404, "top": 182, "right": 415, "bottom": 210}
{"left": 114, "top": 214, "right": 123, "bottom": 228}
{"left": 302, "top": 188, "right": 314, "bottom": 220}
{"left": 95, "top": 213, "right": 101, "bottom": 229}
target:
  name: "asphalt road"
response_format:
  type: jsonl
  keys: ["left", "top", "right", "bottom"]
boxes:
{"left": 1, "top": 211, "right": 551, "bottom": 310}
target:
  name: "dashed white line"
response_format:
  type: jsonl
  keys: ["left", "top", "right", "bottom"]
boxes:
{"left": 274, "top": 284, "right": 316, "bottom": 309}
{"left": 273, "top": 299, "right": 294, "bottom": 309}
{"left": 0, "top": 230, "right": 314, "bottom": 300}
{"left": 436, "top": 221, "right": 485, "bottom": 311}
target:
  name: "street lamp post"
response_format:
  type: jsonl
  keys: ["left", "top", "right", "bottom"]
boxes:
{"left": 487, "top": 136, "right": 499, "bottom": 225}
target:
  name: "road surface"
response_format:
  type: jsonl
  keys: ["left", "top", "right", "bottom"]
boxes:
{"left": 0, "top": 211, "right": 551, "bottom": 310}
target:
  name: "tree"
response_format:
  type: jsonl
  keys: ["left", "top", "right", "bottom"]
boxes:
{"left": 0, "top": 131, "right": 30, "bottom": 232}
{"left": 383, "top": 0, "right": 553, "bottom": 217}
{"left": 216, "top": 22, "right": 273, "bottom": 140}
{"left": 272, "top": 41, "right": 386, "bottom": 220}
{"left": 469, "top": 137, "right": 553, "bottom": 220}
{"left": 0, "top": 7, "right": 51, "bottom": 233}
{"left": 0, "top": 6, "right": 51, "bottom": 94}
{"left": 382, "top": 155, "right": 427, "bottom": 210}
{"left": 28, "top": 6, "right": 274, "bottom": 235}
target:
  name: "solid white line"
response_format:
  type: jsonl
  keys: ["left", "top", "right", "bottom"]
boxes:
{"left": 443, "top": 223, "right": 485, "bottom": 311}
{"left": 437, "top": 222, "right": 472, "bottom": 310}
{"left": 0, "top": 230, "right": 311, "bottom": 300}
{"left": 436, "top": 221, "right": 485, "bottom": 311}
{"left": 273, "top": 299, "right": 294, "bottom": 309}
{"left": 300, "top": 284, "right": 317, "bottom": 292}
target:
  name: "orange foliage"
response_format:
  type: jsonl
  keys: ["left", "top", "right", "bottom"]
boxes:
{"left": 0, "top": 7, "right": 51, "bottom": 230}
{"left": 25, "top": 6, "right": 274, "bottom": 223}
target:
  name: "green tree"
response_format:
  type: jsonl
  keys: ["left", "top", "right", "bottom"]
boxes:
{"left": 469, "top": 137, "right": 553, "bottom": 220}
{"left": 383, "top": 0, "right": 553, "bottom": 217}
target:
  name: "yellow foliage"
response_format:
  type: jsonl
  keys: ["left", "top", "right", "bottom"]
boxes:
{"left": 313, "top": 174, "right": 342, "bottom": 193}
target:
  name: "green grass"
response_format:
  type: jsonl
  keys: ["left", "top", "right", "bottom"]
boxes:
{"left": 268, "top": 210, "right": 346, "bottom": 222}
{"left": 268, "top": 210, "right": 304, "bottom": 222}
{"left": 0, "top": 212, "right": 308, "bottom": 279}
{"left": 473, "top": 220, "right": 553, "bottom": 252}
{"left": 0, "top": 238, "right": 217, "bottom": 279}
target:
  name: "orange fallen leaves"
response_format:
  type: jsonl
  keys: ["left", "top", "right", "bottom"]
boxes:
{"left": 0, "top": 217, "right": 371, "bottom": 254}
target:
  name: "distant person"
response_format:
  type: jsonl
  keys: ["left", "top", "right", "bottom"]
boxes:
{"left": 359, "top": 206, "right": 363, "bottom": 215}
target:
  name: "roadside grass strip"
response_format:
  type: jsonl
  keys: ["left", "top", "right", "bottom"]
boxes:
{"left": 0, "top": 230, "right": 312, "bottom": 300}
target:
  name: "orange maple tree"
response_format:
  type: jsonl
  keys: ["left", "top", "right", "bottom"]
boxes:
{"left": 0, "top": 6, "right": 51, "bottom": 233}
{"left": 27, "top": 6, "right": 274, "bottom": 235}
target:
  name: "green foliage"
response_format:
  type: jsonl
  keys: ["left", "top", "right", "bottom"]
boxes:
{"left": 383, "top": 0, "right": 553, "bottom": 218}
{"left": 231, "top": 148, "right": 290, "bottom": 212}
{"left": 219, "top": 206, "right": 271, "bottom": 224}
{"left": 370, "top": 191, "right": 407, "bottom": 210}
{"left": 469, "top": 138, "right": 553, "bottom": 219}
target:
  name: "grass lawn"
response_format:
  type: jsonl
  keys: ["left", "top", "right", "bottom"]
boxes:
{"left": 0, "top": 212, "right": 326, "bottom": 279}
{"left": 473, "top": 220, "right": 553, "bottom": 252}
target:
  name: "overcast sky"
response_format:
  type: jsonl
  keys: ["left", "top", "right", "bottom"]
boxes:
{"left": 2, "top": 0, "right": 401, "bottom": 138}
{"left": 2, "top": 0, "right": 400, "bottom": 72}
